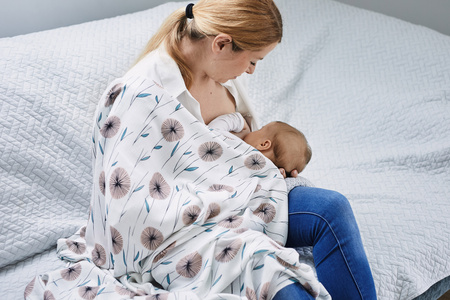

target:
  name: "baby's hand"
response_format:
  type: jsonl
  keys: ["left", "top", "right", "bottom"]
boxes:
{"left": 279, "top": 168, "right": 299, "bottom": 178}
{"left": 231, "top": 120, "right": 251, "bottom": 139}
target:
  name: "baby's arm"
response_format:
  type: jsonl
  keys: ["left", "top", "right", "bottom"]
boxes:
{"left": 208, "top": 112, "right": 246, "bottom": 133}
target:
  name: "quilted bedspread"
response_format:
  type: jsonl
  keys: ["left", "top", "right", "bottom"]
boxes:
{"left": 1, "top": 0, "right": 449, "bottom": 299}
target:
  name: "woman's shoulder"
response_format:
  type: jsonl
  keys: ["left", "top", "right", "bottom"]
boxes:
{"left": 123, "top": 49, "right": 164, "bottom": 82}
{"left": 123, "top": 47, "right": 186, "bottom": 98}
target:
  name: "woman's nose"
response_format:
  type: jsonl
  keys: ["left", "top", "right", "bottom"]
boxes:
{"left": 246, "top": 65, "right": 255, "bottom": 75}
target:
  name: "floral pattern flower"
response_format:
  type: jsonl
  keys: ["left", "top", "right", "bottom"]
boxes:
{"left": 182, "top": 205, "right": 201, "bottom": 226}
{"left": 105, "top": 83, "right": 122, "bottom": 107}
{"left": 244, "top": 154, "right": 266, "bottom": 170}
{"left": 205, "top": 202, "right": 221, "bottom": 220}
{"left": 146, "top": 294, "right": 169, "bottom": 300}
{"left": 215, "top": 239, "right": 242, "bottom": 263}
{"left": 66, "top": 240, "right": 86, "bottom": 254}
{"left": 259, "top": 282, "right": 271, "bottom": 300}
{"left": 149, "top": 172, "right": 170, "bottom": 200}
{"left": 153, "top": 241, "right": 176, "bottom": 263}
{"left": 198, "top": 141, "right": 223, "bottom": 161}
{"left": 176, "top": 251, "right": 202, "bottom": 278}
{"left": 92, "top": 243, "right": 106, "bottom": 266}
{"left": 218, "top": 215, "right": 243, "bottom": 228}
{"left": 116, "top": 285, "right": 136, "bottom": 297}
{"left": 24, "top": 277, "right": 35, "bottom": 298}
{"left": 233, "top": 228, "right": 249, "bottom": 234}
{"left": 208, "top": 184, "right": 234, "bottom": 193}
{"left": 78, "top": 286, "right": 100, "bottom": 300}
{"left": 253, "top": 203, "right": 276, "bottom": 223}
{"left": 44, "top": 290, "right": 56, "bottom": 300}
{"left": 110, "top": 226, "right": 123, "bottom": 254}
{"left": 99, "top": 171, "right": 105, "bottom": 196}
{"left": 303, "top": 282, "right": 319, "bottom": 298}
{"left": 100, "top": 115, "right": 121, "bottom": 138}
{"left": 277, "top": 256, "right": 299, "bottom": 270}
{"left": 109, "top": 167, "right": 130, "bottom": 199}
{"left": 161, "top": 118, "right": 184, "bottom": 142}
{"left": 60, "top": 263, "right": 82, "bottom": 281}
{"left": 141, "top": 227, "right": 164, "bottom": 251}
{"left": 246, "top": 287, "right": 257, "bottom": 300}
{"left": 80, "top": 226, "right": 86, "bottom": 238}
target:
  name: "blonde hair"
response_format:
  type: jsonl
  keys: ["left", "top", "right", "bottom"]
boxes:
{"left": 134, "top": 0, "right": 283, "bottom": 88}
{"left": 271, "top": 122, "right": 312, "bottom": 174}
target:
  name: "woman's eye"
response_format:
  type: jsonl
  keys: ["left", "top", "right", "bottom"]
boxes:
{"left": 250, "top": 61, "right": 256, "bottom": 66}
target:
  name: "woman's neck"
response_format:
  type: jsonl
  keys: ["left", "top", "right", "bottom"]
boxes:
{"left": 179, "top": 36, "right": 236, "bottom": 125}
{"left": 179, "top": 37, "right": 214, "bottom": 87}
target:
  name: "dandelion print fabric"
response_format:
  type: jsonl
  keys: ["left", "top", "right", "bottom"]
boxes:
{"left": 25, "top": 76, "right": 330, "bottom": 300}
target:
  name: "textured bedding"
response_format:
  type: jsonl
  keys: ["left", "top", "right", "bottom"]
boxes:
{"left": 1, "top": 0, "right": 449, "bottom": 299}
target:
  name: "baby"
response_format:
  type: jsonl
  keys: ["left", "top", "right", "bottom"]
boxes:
{"left": 208, "top": 112, "right": 312, "bottom": 177}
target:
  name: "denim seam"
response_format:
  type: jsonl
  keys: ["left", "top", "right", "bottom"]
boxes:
{"left": 288, "top": 211, "right": 364, "bottom": 299}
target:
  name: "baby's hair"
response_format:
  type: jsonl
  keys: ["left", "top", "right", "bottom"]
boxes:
{"left": 271, "top": 121, "right": 312, "bottom": 174}
{"left": 134, "top": 0, "right": 283, "bottom": 89}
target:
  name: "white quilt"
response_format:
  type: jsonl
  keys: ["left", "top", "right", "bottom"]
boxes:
{"left": 1, "top": 0, "right": 449, "bottom": 299}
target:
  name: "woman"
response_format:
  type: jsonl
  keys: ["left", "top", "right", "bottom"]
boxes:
{"left": 129, "top": 1, "right": 376, "bottom": 299}
{"left": 26, "top": 1, "right": 376, "bottom": 299}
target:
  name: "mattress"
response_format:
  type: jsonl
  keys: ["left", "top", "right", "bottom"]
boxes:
{"left": 1, "top": 0, "right": 449, "bottom": 299}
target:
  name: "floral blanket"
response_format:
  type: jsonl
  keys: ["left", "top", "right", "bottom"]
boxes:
{"left": 25, "top": 76, "right": 329, "bottom": 300}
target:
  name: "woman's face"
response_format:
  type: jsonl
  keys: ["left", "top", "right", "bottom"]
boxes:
{"left": 210, "top": 42, "right": 278, "bottom": 83}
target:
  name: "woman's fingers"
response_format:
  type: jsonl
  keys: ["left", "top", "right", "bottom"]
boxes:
{"left": 279, "top": 168, "right": 299, "bottom": 178}
{"left": 290, "top": 169, "right": 299, "bottom": 178}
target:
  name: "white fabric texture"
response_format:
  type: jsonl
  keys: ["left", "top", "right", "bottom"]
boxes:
{"left": 1, "top": 0, "right": 449, "bottom": 299}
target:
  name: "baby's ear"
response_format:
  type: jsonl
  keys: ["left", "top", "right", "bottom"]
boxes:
{"left": 257, "top": 139, "right": 272, "bottom": 151}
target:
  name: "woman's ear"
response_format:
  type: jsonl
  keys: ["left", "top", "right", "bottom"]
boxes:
{"left": 212, "top": 33, "right": 233, "bottom": 53}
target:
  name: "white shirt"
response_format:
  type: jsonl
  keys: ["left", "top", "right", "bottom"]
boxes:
{"left": 124, "top": 47, "right": 259, "bottom": 130}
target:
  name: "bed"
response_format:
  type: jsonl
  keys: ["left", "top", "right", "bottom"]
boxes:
{"left": 1, "top": 0, "right": 449, "bottom": 299}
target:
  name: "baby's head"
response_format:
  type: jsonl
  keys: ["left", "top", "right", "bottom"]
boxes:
{"left": 243, "top": 121, "right": 312, "bottom": 175}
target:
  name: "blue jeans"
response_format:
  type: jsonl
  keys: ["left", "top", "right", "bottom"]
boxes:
{"left": 273, "top": 186, "right": 377, "bottom": 300}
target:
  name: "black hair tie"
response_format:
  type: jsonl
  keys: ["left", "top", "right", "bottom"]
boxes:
{"left": 186, "top": 3, "right": 194, "bottom": 19}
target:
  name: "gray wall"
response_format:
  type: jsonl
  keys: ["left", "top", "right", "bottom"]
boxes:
{"left": 0, "top": 0, "right": 449, "bottom": 38}
{"left": 335, "top": 0, "right": 450, "bottom": 36}
{"left": 0, "top": 0, "right": 185, "bottom": 38}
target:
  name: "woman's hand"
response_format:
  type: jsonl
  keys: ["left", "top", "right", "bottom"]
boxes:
{"left": 279, "top": 168, "right": 299, "bottom": 178}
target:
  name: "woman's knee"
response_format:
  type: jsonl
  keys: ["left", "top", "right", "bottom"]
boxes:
{"left": 288, "top": 186, "right": 354, "bottom": 219}
{"left": 286, "top": 186, "right": 360, "bottom": 249}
